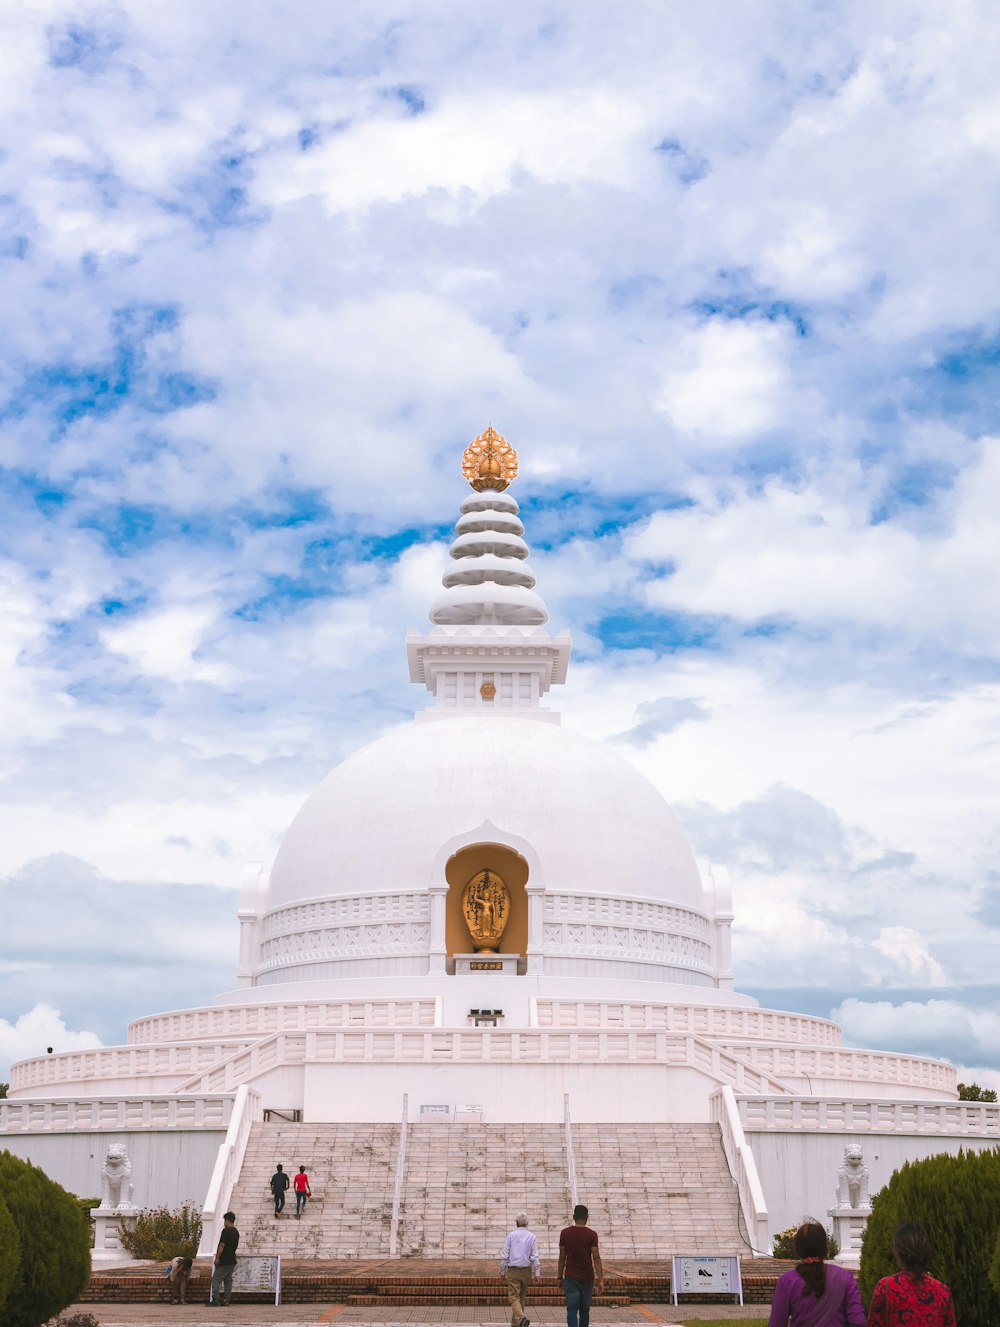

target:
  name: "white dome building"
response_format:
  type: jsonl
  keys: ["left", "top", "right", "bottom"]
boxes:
{"left": 3, "top": 427, "right": 997, "bottom": 1269}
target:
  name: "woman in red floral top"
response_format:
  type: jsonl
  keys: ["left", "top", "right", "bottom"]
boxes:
{"left": 867, "top": 1223, "right": 956, "bottom": 1327}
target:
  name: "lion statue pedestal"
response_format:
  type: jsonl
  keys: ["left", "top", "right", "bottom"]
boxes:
{"left": 91, "top": 1143, "right": 140, "bottom": 1267}
{"left": 828, "top": 1144, "right": 873, "bottom": 1268}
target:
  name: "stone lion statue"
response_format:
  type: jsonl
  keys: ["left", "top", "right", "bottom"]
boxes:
{"left": 100, "top": 1143, "right": 134, "bottom": 1211}
{"left": 835, "top": 1143, "right": 870, "bottom": 1209}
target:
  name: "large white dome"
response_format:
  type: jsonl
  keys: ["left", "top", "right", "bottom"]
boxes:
{"left": 266, "top": 714, "right": 706, "bottom": 913}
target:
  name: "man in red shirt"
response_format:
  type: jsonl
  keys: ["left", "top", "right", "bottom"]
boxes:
{"left": 293, "top": 1165, "right": 311, "bottom": 1217}
{"left": 557, "top": 1204, "right": 604, "bottom": 1327}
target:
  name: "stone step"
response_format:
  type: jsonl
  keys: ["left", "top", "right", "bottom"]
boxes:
{"left": 228, "top": 1120, "right": 743, "bottom": 1259}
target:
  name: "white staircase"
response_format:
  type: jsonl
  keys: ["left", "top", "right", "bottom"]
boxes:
{"left": 397, "top": 1122, "right": 570, "bottom": 1258}
{"left": 571, "top": 1122, "right": 743, "bottom": 1257}
{"left": 230, "top": 1121, "right": 399, "bottom": 1257}
{"left": 225, "top": 1119, "right": 743, "bottom": 1261}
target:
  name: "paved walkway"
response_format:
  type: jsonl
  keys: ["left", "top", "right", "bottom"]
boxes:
{"left": 57, "top": 1305, "right": 770, "bottom": 1325}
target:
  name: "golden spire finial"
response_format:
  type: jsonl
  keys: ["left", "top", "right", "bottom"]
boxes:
{"left": 462, "top": 424, "right": 519, "bottom": 492}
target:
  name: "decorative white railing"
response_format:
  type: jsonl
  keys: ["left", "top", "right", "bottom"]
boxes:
{"left": 534, "top": 1000, "right": 841, "bottom": 1045}
{"left": 128, "top": 998, "right": 441, "bottom": 1045}
{"left": 710, "top": 1085, "right": 769, "bottom": 1255}
{"left": 737, "top": 1096, "right": 1000, "bottom": 1136}
{"left": 197, "top": 1085, "right": 262, "bottom": 1258}
{"left": 0, "top": 1095, "right": 235, "bottom": 1133}
{"left": 9, "top": 1041, "right": 253, "bottom": 1092}
{"left": 717, "top": 1045, "right": 956, "bottom": 1092}
{"left": 171, "top": 1027, "right": 795, "bottom": 1096}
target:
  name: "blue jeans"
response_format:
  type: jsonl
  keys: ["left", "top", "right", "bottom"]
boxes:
{"left": 564, "top": 1277, "right": 594, "bottom": 1327}
{"left": 295, "top": 1189, "right": 307, "bottom": 1214}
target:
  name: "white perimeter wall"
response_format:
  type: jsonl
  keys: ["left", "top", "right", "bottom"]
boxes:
{"left": 301, "top": 1061, "right": 717, "bottom": 1122}
{"left": 749, "top": 1129, "right": 999, "bottom": 1241}
{"left": 0, "top": 1130, "right": 225, "bottom": 1211}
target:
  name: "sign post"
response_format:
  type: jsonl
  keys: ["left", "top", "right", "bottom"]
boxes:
{"left": 228, "top": 1255, "right": 282, "bottom": 1305}
{"left": 671, "top": 1255, "right": 743, "bottom": 1305}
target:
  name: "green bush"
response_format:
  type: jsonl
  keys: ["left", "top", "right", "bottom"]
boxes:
{"left": 958, "top": 1082, "right": 998, "bottom": 1102}
{"left": 859, "top": 1147, "right": 1000, "bottom": 1327}
{"left": 51, "top": 1316, "right": 101, "bottom": 1327}
{"left": 0, "top": 1151, "right": 90, "bottom": 1327}
{"left": 117, "top": 1202, "right": 202, "bottom": 1260}
{"left": 771, "top": 1224, "right": 839, "bottom": 1259}
{"left": 0, "top": 1192, "right": 22, "bottom": 1316}
{"left": 989, "top": 1230, "right": 1000, "bottom": 1302}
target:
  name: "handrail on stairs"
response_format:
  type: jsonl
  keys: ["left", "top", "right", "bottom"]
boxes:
{"left": 197, "top": 1084, "right": 262, "bottom": 1257}
{"left": 564, "top": 1092, "right": 578, "bottom": 1208}
{"left": 389, "top": 1092, "right": 409, "bottom": 1257}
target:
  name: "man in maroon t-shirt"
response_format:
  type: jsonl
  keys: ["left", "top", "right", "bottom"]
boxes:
{"left": 557, "top": 1204, "right": 604, "bottom": 1327}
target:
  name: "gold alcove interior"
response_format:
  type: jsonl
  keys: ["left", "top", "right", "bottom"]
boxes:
{"left": 445, "top": 842, "right": 529, "bottom": 960}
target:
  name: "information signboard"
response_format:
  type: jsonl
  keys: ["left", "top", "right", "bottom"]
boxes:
{"left": 671, "top": 1255, "right": 742, "bottom": 1304}
{"left": 220, "top": 1255, "right": 281, "bottom": 1304}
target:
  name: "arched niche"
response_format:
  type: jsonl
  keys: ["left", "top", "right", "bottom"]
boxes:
{"left": 445, "top": 842, "right": 529, "bottom": 959}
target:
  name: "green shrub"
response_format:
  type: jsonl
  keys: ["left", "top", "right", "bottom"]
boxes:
{"left": 859, "top": 1147, "right": 1000, "bottom": 1327}
{"left": 958, "top": 1082, "right": 998, "bottom": 1102}
{"left": 51, "top": 1316, "right": 101, "bottom": 1327}
{"left": 0, "top": 1192, "right": 22, "bottom": 1316}
{"left": 75, "top": 1196, "right": 100, "bottom": 1225}
{"left": 117, "top": 1202, "right": 202, "bottom": 1260}
{"left": 771, "top": 1224, "right": 839, "bottom": 1259}
{"left": 989, "top": 1230, "right": 1000, "bottom": 1302}
{"left": 0, "top": 1151, "right": 90, "bottom": 1327}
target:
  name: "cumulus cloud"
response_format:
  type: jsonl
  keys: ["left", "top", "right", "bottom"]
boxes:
{"left": 0, "top": 1005, "right": 103, "bottom": 1080}
{"left": 611, "top": 695, "right": 710, "bottom": 747}
{"left": 872, "top": 927, "right": 947, "bottom": 987}
{"left": 655, "top": 319, "right": 797, "bottom": 442}
{"left": 0, "top": 1, "right": 998, "bottom": 1065}
{"left": 834, "top": 998, "right": 1000, "bottom": 1070}
{"left": 0, "top": 856, "right": 238, "bottom": 1062}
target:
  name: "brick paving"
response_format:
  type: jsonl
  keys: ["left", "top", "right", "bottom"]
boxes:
{"left": 72, "top": 1254, "right": 783, "bottom": 1324}
{"left": 55, "top": 1307, "right": 770, "bottom": 1325}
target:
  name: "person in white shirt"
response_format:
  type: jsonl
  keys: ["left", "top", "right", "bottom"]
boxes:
{"left": 500, "top": 1212, "right": 541, "bottom": 1327}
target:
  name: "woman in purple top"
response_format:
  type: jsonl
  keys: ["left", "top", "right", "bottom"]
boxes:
{"left": 769, "top": 1222, "right": 866, "bottom": 1327}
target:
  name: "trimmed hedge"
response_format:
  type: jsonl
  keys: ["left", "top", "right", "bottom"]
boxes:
{"left": 0, "top": 1191, "right": 22, "bottom": 1315}
{"left": 0, "top": 1151, "right": 90, "bottom": 1327}
{"left": 859, "top": 1147, "right": 1000, "bottom": 1327}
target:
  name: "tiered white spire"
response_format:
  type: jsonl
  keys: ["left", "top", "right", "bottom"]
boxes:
{"left": 429, "top": 488, "right": 548, "bottom": 626}
{"left": 407, "top": 426, "right": 571, "bottom": 717}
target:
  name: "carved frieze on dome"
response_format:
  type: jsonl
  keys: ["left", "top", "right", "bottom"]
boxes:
{"left": 263, "top": 892, "right": 429, "bottom": 938}
{"left": 541, "top": 918, "right": 712, "bottom": 974}
{"left": 258, "top": 918, "right": 433, "bottom": 971}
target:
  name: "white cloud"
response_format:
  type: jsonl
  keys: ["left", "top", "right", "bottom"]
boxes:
{"left": 101, "top": 605, "right": 230, "bottom": 684}
{"left": 871, "top": 927, "right": 947, "bottom": 987}
{"left": 0, "top": 1, "right": 998, "bottom": 1055}
{"left": 0, "top": 1004, "right": 102, "bottom": 1079}
{"left": 834, "top": 998, "right": 1000, "bottom": 1069}
{"left": 655, "top": 319, "right": 795, "bottom": 441}
{"left": 625, "top": 440, "right": 1000, "bottom": 651}
{"left": 253, "top": 89, "right": 645, "bottom": 215}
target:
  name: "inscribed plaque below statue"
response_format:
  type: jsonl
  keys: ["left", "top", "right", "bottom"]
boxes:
{"left": 462, "top": 869, "right": 510, "bottom": 953}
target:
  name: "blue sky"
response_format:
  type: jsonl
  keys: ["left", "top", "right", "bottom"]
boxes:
{"left": 1, "top": 1, "right": 1000, "bottom": 1081}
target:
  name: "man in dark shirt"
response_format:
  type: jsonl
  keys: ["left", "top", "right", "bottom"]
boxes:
{"left": 270, "top": 1163, "right": 290, "bottom": 1215}
{"left": 210, "top": 1211, "right": 239, "bottom": 1306}
{"left": 557, "top": 1204, "right": 604, "bottom": 1327}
